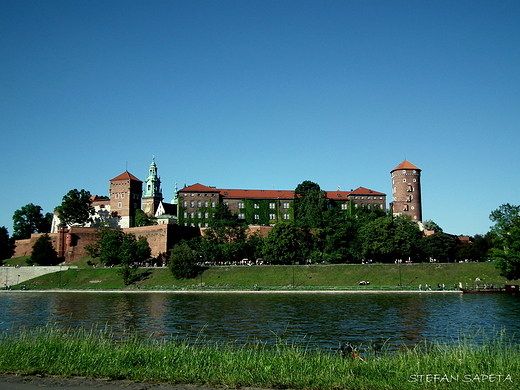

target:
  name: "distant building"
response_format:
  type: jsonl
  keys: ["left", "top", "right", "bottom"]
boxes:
{"left": 51, "top": 157, "right": 389, "bottom": 231}
{"left": 178, "top": 183, "right": 386, "bottom": 227}
{"left": 390, "top": 160, "right": 422, "bottom": 222}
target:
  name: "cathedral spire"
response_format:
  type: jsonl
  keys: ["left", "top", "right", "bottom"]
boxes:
{"left": 142, "top": 156, "right": 163, "bottom": 216}
{"left": 143, "top": 156, "right": 162, "bottom": 198}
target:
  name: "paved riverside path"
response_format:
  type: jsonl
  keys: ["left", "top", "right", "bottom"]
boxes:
{"left": 0, "top": 375, "right": 262, "bottom": 390}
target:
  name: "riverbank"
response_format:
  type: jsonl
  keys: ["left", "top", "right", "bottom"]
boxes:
{"left": 0, "top": 327, "right": 517, "bottom": 390}
{"left": 0, "top": 288, "right": 463, "bottom": 293}
{"left": 4, "top": 260, "right": 509, "bottom": 290}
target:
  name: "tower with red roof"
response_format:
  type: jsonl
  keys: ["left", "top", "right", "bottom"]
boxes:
{"left": 390, "top": 160, "right": 422, "bottom": 222}
{"left": 109, "top": 171, "right": 143, "bottom": 228}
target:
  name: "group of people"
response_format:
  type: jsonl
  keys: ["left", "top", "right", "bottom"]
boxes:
{"left": 419, "top": 283, "right": 446, "bottom": 291}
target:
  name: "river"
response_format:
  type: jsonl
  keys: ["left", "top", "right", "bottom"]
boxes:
{"left": 1, "top": 291, "right": 519, "bottom": 351}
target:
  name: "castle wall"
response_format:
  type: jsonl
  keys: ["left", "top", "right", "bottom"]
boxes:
{"left": 13, "top": 225, "right": 202, "bottom": 264}
{"left": 13, "top": 233, "right": 59, "bottom": 258}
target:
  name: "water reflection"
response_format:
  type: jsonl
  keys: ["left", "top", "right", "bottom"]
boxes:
{"left": 1, "top": 292, "right": 519, "bottom": 350}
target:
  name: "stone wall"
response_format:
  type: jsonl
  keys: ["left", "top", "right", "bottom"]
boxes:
{"left": 0, "top": 265, "right": 77, "bottom": 286}
{"left": 13, "top": 225, "right": 202, "bottom": 264}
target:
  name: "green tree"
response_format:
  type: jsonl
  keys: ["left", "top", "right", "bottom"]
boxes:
{"left": 0, "top": 227, "right": 15, "bottom": 264}
{"left": 489, "top": 204, "right": 520, "bottom": 280}
{"left": 12, "top": 203, "right": 51, "bottom": 240}
{"left": 263, "top": 223, "right": 310, "bottom": 265}
{"left": 293, "top": 181, "right": 330, "bottom": 229}
{"left": 189, "top": 202, "right": 249, "bottom": 264}
{"left": 422, "top": 219, "right": 443, "bottom": 232}
{"left": 27, "top": 234, "right": 60, "bottom": 266}
{"left": 135, "top": 209, "right": 157, "bottom": 227}
{"left": 359, "top": 215, "right": 422, "bottom": 263}
{"left": 85, "top": 227, "right": 152, "bottom": 284}
{"left": 55, "top": 189, "right": 95, "bottom": 227}
{"left": 420, "top": 233, "right": 457, "bottom": 262}
{"left": 169, "top": 241, "right": 199, "bottom": 279}
{"left": 117, "top": 233, "right": 151, "bottom": 285}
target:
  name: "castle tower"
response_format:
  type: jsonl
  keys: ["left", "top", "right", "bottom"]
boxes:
{"left": 109, "top": 171, "right": 143, "bottom": 228}
{"left": 142, "top": 157, "right": 163, "bottom": 216}
{"left": 390, "top": 160, "right": 422, "bottom": 222}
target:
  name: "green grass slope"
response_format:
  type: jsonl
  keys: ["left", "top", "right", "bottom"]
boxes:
{"left": 13, "top": 260, "right": 511, "bottom": 290}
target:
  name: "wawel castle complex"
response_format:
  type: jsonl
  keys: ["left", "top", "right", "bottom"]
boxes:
{"left": 41, "top": 158, "right": 422, "bottom": 262}
{"left": 51, "top": 158, "right": 422, "bottom": 232}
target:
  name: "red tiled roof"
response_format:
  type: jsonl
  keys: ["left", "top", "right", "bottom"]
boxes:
{"left": 391, "top": 160, "right": 420, "bottom": 172}
{"left": 348, "top": 186, "right": 386, "bottom": 196}
{"left": 219, "top": 188, "right": 295, "bottom": 199}
{"left": 180, "top": 183, "right": 219, "bottom": 192}
{"left": 180, "top": 184, "right": 385, "bottom": 199}
{"left": 110, "top": 171, "right": 142, "bottom": 182}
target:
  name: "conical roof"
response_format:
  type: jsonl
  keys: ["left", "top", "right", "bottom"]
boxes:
{"left": 391, "top": 160, "right": 420, "bottom": 172}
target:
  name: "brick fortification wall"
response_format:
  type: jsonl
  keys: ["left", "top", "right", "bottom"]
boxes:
{"left": 13, "top": 225, "right": 202, "bottom": 264}
{"left": 13, "top": 233, "right": 59, "bottom": 258}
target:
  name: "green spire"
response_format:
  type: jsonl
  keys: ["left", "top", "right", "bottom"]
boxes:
{"left": 143, "top": 156, "right": 162, "bottom": 198}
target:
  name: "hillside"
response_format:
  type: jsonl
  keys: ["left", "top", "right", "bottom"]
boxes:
{"left": 9, "top": 259, "right": 510, "bottom": 290}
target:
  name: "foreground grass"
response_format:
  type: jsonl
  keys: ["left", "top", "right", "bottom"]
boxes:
{"left": 13, "top": 260, "right": 512, "bottom": 290}
{"left": 0, "top": 327, "right": 518, "bottom": 389}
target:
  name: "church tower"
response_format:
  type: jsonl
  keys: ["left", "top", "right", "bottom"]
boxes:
{"left": 142, "top": 156, "right": 163, "bottom": 216}
{"left": 390, "top": 160, "right": 422, "bottom": 222}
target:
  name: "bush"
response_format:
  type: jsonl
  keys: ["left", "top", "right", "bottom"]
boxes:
{"left": 169, "top": 241, "right": 199, "bottom": 279}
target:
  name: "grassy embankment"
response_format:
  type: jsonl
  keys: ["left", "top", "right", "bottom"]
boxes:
{"left": 0, "top": 326, "right": 518, "bottom": 390}
{"left": 4, "top": 256, "right": 511, "bottom": 290}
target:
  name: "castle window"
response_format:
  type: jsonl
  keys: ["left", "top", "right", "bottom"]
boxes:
{"left": 403, "top": 179, "right": 406, "bottom": 183}
{"left": 183, "top": 201, "right": 187, "bottom": 207}
{"left": 183, "top": 212, "right": 187, "bottom": 218}
{"left": 197, "top": 212, "right": 201, "bottom": 218}
{"left": 283, "top": 214, "right": 290, "bottom": 220}
{"left": 204, "top": 201, "right": 208, "bottom": 207}
{"left": 118, "top": 202, "right": 122, "bottom": 208}
{"left": 205, "top": 212, "right": 209, "bottom": 219}
{"left": 121, "top": 193, "right": 125, "bottom": 198}
{"left": 115, "top": 193, "right": 119, "bottom": 199}
{"left": 283, "top": 202, "right": 290, "bottom": 209}
{"left": 190, "top": 212, "right": 194, "bottom": 218}
{"left": 197, "top": 201, "right": 201, "bottom": 207}
{"left": 269, "top": 203, "right": 275, "bottom": 209}
{"left": 254, "top": 203, "right": 259, "bottom": 209}
{"left": 238, "top": 213, "right": 245, "bottom": 219}
{"left": 269, "top": 213, "right": 276, "bottom": 220}
{"left": 254, "top": 214, "right": 259, "bottom": 220}
{"left": 238, "top": 202, "right": 244, "bottom": 208}
{"left": 190, "top": 201, "right": 194, "bottom": 207}
{"left": 341, "top": 203, "right": 347, "bottom": 210}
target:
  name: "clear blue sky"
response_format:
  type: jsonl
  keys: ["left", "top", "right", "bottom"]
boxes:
{"left": 1, "top": 0, "right": 519, "bottom": 237}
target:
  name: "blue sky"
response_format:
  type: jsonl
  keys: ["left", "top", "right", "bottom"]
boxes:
{"left": 1, "top": 0, "right": 519, "bottom": 237}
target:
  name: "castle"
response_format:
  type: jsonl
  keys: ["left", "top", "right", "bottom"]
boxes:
{"left": 52, "top": 157, "right": 424, "bottom": 232}
{"left": 36, "top": 158, "right": 421, "bottom": 263}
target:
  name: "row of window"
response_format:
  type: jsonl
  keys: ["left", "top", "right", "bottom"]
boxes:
{"left": 183, "top": 200, "right": 217, "bottom": 208}
{"left": 113, "top": 193, "right": 141, "bottom": 200}
{"left": 236, "top": 202, "right": 291, "bottom": 209}
{"left": 183, "top": 211, "right": 291, "bottom": 221}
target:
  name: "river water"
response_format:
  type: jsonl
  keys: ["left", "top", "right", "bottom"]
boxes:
{"left": 1, "top": 292, "right": 519, "bottom": 351}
